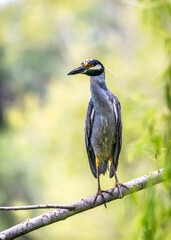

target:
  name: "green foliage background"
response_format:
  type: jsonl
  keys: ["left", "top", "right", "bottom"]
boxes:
{"left": 0, "top": 0, "right": 170, "bottom": 239}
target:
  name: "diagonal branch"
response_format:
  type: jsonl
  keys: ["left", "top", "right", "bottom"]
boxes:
{"left": 0, "top": 204, "right": 75, "bottom": 211}
{"left": 0, "top": 169, "right": 165, "bottom": 240}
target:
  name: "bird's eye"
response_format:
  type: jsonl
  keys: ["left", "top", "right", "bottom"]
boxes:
{"left": 88, "top": 63, "right": 93, "bottom": 68}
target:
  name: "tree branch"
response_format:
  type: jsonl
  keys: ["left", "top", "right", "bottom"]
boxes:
{"left": 0, "top": 169, "right": 165, "bottom": 240}
{"left": 0, "top": 204, "right": 75, "bottom": 211}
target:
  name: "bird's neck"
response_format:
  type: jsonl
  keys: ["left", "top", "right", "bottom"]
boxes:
{"left": 90, "top": 72, "right": 107, "bottom": 91}
{"left": 90, "top": 73, "right": 109, "bottom": 113}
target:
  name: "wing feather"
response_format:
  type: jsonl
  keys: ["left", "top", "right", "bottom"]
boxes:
{"left": 110, "top": 96, "right": 122, "bottom": 178}
{"left": 85, "top": 98, "right": 97, "bottom": 178}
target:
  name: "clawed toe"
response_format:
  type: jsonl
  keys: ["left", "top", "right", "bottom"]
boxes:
{"left": 93, "top": 189, "right": 112, "bottom": 208}
{"left": 111, "top": 182, "right": 128, "bottom": 198}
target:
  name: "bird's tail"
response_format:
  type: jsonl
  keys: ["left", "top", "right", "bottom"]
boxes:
{"left": 99, "top": 161, "right": 108, "bottom": 175}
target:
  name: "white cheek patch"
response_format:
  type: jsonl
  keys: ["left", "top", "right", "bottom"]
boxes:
{"left": 90, "top": 64, "right": 102, "bottom": 70}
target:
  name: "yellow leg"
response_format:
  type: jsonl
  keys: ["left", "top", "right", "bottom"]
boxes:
{"left": 95, "top": 155, "right": 100, "bottom": 190}
{"left": 96, "top": 155, "right": 100, "bottom": 167}
{"left": 110, "top": 156, "right": 113, "bottom": 163}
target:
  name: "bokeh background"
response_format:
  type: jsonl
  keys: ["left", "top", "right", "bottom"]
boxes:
{"left": 0, "top": 0, "right": 171, "bottom": 239}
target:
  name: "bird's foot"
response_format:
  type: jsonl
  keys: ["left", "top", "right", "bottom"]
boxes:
{"left": 110, "top": 182, "right": 128, "bottom": 198}
{"left": 93, "top": 189, "right": 111, "bottom": 208}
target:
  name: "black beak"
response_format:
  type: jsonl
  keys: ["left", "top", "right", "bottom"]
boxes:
{"left": 67, "top": 65, "right": 87, "bottom": 75}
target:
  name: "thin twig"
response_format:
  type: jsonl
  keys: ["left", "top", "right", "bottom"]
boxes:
{"left": 0, "top": 169, "right": 165, "bottom": 240}
{"left": 0, "top": 204, "right": 75, "bottom": 211}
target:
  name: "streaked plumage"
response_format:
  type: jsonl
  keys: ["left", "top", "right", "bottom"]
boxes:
{"left": 85, "top": 91, "right": 122, "bottom": 178}
{"left": 68, "top": 59, "right": 123, "bottom": 205}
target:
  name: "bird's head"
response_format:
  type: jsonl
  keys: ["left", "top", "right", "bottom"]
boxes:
{"left": 67, "top": 59, "right": 104, "bottom": 76}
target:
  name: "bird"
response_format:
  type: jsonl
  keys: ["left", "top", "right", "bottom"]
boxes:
{"left": 68, "top": 59, "right": 124, "bottom": 206}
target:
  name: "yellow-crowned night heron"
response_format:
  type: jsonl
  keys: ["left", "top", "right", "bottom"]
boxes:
{"left": 68, "top": 59, "right": 123, "bottom": 206}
